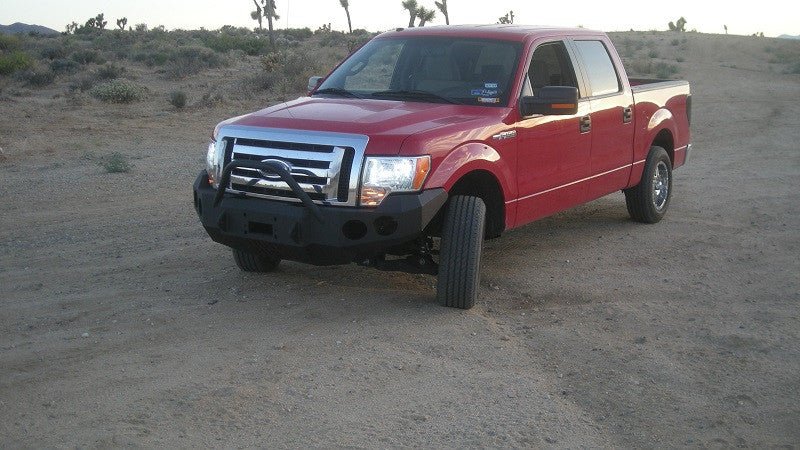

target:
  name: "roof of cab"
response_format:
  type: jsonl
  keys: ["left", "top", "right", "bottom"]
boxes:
{"left": 376, "top": 24, "right": 605, "bottom": 41}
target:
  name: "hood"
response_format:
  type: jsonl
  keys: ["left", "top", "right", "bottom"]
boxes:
{"left": 229, "top": 97, "right": 509, "bottom": 155}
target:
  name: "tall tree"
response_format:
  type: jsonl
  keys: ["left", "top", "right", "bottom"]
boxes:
{"left": 264, "top": 0, "right": 279, "bottom": 45}
{"left": 251, "top": 0, "right": 263, "bottom": 31}
{"left": 95, "top": 13, "right": 107, "bottom": 30}
{"left": 116, "top": 17, "right": 127, "bottom": 30}
{"left": 434, "top": 0, "right": 449, "bottom": 25}
{"left": 339, "top": 0, "right": 352, "bottom": 33}
{"left": 417, "top": 7, "right": 435, "bottom": 27}
{"left": 402, "top": 0, "right": 418, "bottom": 27}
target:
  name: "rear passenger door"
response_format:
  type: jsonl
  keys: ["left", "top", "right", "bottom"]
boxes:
{"left": 570, "top": 39, "right": 635, "bottom": 199}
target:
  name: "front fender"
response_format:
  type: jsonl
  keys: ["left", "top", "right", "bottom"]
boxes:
{"left": 425, "top": 142, "right": 516, "bottom": 201}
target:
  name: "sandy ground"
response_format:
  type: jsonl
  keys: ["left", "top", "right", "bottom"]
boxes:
{"left": 1, "top": 32, "right": 799, "bottom": 447}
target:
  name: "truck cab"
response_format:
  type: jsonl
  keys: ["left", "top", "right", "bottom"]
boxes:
{"left": 193, "top": 25, "right": 691, "bottom": 309}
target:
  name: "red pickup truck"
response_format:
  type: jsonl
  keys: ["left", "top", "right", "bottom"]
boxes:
{"left": 193, "top": 25, "right": 691, "bottom": 309}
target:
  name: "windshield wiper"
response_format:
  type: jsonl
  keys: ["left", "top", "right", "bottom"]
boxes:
{"left": 312, "top": 87, "right": 363, "bottom": 99}
{"left": 370, "top": 89, "right": 460, "bottom": 105}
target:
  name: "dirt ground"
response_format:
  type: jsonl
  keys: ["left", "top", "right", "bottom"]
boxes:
{"left": 1, "top": 32, "right": 799, "bottom": 447}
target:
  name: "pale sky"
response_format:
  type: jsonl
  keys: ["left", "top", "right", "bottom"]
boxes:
{"left": 0, "top": 0, "right": 795, "bottom": 37}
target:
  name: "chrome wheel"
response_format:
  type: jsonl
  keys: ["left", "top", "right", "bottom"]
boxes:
{"left": 651, "top": 161, "right": 670, "bottom": 212}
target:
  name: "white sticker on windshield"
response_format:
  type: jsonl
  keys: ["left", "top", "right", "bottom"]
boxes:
{"left": 478, "top": 97, "right": 500, "bottom": 104}
{"left": 484, "top": 82, "right": 499, "bottom": 89}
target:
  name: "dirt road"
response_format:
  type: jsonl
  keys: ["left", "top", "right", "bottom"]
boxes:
{"left": 1, "top": 35, "right": 799, "bottom": 447}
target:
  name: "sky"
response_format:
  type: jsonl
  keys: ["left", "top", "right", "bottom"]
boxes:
{"left": 0, "top": 0, "right": 795, "bottom": 37}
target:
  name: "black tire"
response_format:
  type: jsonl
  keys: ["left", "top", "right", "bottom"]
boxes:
{"left": 232, "top": 248, "right": 280, "bottom": 272}
{"left": 624, "top": 146, "right": 673, "bottom": 224}
{"left": 436, "top": 195, "right": 486, "bottom": 309}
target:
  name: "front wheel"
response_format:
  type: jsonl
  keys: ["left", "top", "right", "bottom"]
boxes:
{"left": 232, "top": 248, "right": 280, "bottom": 272}
{"left": 624, "top": 146, "right": 673, "bottom": 224}
{"left": 436, "top": 195, "right": 486, "bottom": 309}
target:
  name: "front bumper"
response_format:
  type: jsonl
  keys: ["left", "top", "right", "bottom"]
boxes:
{"left": 193, "top": 172, "right": 447, "bottom": 265}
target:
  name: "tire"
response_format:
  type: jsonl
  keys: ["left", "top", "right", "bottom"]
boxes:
{"left": 436, "top": 195, "right": 486, "bottom": 309}
{"left": 624, "top": 146, "right": 673, "bottom": 224}
{"left": 232, "top": 248, "right": 280, "bottom": 272}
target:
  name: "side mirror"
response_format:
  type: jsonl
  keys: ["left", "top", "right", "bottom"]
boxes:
{"left": 520, "top": 86, "right": 579, "bottom": 116}
{"left": 308, "top": 76, "right": 324, "bottom": 92}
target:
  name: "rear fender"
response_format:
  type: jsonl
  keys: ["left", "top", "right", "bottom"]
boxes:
{"left": 629, "top": 108, "right": 678, "bottom": 187}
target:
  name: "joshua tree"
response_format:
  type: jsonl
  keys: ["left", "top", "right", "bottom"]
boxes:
{"left": 250, "top": 1, "right": 279, "bottom": 45}
{"left": 724, "top": 24, "right": 728, "bottom": 34}
{"left": 402, "top": 0, "right": 419, "bottom": 27}
{"left": 434, "top": 0, "right": 449, "bottom": 25}
{"left": 251, "top": 0, "right": 263, "bottom": 31}
{"left": 497, "top": 10, "right": 514, "bottom": 24}
{"left": 116, "top": 17, "right": 127, "bottom": 30}
{"left": 417, "top": 7, "right": 436, "bottom": 27}
{"left": 95, "top": 13, "right": 107, "bottom": 30}
{"left": 339, "top": 0, "right": 353, "bottom": 33}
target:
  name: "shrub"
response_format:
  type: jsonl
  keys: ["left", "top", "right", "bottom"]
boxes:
{"left": 648, "top": 49, "right": 659, "bottom": 58}
{"left": 628, "top": 58, "right": 652, "bottom": 75}
{"left": 71, "top": 49, "right": 106, "bottom": 65}
{"left": 0, "top": 34, "right": 21, "bottom": 51}
{"left": 204, "top": 33, "right": 271, "bottom": 56}
{"left": 95, "top": 63, "right": 125, "bottom": 80}
{"left": 676, "top": 56, "right": 685, "bottom": 63}
{"left": 670, "top": 39, "right": 680, "bottom": 46}
{"left": 0, "top": 51, "right": 33, "bottom": 75}
{"left": 99, "top": 152, "right": 131, "bottom": 173}
{"left": 786, "top": 62, "right": 800, "bottom": 74}
{"left": 17, "top": 68, "right": 55, "bottom": 86}
{"left": 654, "top": 62, "right": 679, "bottom": 78}
{"left": 90, "top": 80, "right": 145, "bottom": 103}
{"left": 164, "top": 46, "right": 224, "bottom": 79}
{"left": 50, "top": 58, "right": 80, "bottom": 74}
{"left": 132, "top": 49, "right": 169, "bottom": 67}
{"left": 169, "top": 90, "right": 187, "bottom": 109}
{"left": 40, "top": 42, "right": 69, "bottom": 60}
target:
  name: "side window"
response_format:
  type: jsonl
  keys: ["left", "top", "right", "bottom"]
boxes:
{"left": 573, "top": 40, "right": 621, "bottom": 96}
{"left": 524, "top": 42, "right": 579, "bottom": 97}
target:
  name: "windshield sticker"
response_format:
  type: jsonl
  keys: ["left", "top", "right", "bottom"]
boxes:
{"left": 484, "top": 82, "right": 499, "bottom": 89}
{"left": 478, "top": 97, "right": 500, "bottom": 104}
{"left": 471, "top": 88, "right": 499, "bottom": 97}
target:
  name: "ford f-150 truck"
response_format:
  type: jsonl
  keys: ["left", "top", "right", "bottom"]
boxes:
{"left": 193, "top": 25, "right": 691, "bottom": 309}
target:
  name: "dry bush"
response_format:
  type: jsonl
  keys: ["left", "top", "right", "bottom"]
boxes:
{"left": 90, "top": 80, "right": 146, "bottom": 103}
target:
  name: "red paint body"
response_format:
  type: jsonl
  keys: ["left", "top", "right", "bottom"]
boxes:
{"left": 228, "top": 26, "right": 691, "bottom": 232}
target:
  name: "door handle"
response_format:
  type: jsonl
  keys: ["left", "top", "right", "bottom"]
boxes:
{"left": 623, "top": 106, "right": 633, "bottom": 123}
{"left": 580, "top": 115, "right": 591, "bottom": 133}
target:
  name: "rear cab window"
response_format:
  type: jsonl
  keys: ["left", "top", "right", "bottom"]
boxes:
{"left": 572, "top": 40, "right": 621, "bottom": 97}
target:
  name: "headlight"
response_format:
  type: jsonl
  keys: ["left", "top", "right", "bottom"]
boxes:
{"left": 206, "top": 141, "right": 224, "bottom": 187}
{"left": 360, "top": 156, "right": 431, "bottom": 206}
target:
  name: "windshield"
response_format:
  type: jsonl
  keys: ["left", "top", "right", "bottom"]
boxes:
{"left": 315, "top": 36, "right": 522, "bottom": 106}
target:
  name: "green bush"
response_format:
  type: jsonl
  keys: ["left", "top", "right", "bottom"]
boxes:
{"left": 0, "top": 34, "right": 21, "bottom": 51}
{"left": 72, "top": 49, "right": 106, "bottom": 65}
{"left": 169, "top": 90, "right": 187, "bottom": 109}
{"left": 648, "top": 49, "right": 659, "bottom": 58}
{"left": 670, "top": 39, "right": 680, "bottom": 46}
{"left": 654, "top": 62, "right": 679, "bottom": 78}
{"left": 39, "top": 42, "right": 69, "bottom": 60}
{"left": 90, "top": 80, "right": 146, "bottom": 103}
{"left": 17, "top": 68, "right": 56, "bottom": 86}
{"left": 203, "top": 33, "right": 271, "bottom": 55}
{"left": 99, "top": 152, "right": 131, "bottom": 173}
{"left": 50, "top": 58, "right": 80, "bottom": 74}
{"left": 0, "top": 51, "right": 33, "bottom": 75}
{"left": 132, "top": 48, "right": 169, "bottom": 67}
{"left": 164, "top": 46, "right": 224, "bottom": 79}
{"left": 95, "top": 63, "right": 125, "bottom": 80}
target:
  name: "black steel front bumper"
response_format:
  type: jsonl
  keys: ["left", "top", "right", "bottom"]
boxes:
{"left": 193, "top": 171, "right": 447, "bottom": 265}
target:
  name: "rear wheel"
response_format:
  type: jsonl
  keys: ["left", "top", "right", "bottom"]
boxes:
{"left": 436, "top": 195, "right": 486, "bottom": 309}
{"left": 624, "top": 146, "right": 673, "bottom": 224}
{"left": 232, "top": 248, "right": 280, "bottom": 272}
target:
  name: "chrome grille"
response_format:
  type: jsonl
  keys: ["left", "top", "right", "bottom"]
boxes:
{"left": 217, "top": 126, "right": 369, "bottom": 206}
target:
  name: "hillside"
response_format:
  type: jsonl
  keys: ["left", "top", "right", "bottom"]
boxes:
{"left": 0, "top": 22, "right": 59, "bottom": 35}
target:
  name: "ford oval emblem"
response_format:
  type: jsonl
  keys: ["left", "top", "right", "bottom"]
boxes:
{"left": 258, "top": 158, "right": 292, "bottom": 180}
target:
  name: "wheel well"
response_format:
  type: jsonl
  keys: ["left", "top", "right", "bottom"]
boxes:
{"left": 446, "top": 170, "right": 505, "bottom": 238}
{"left": 652, "top": 129, "right": 675, "bottom": 166}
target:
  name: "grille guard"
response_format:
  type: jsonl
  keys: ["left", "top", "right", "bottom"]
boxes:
{"left": 213, "top": 159, "right": 325, "bottom": 223}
